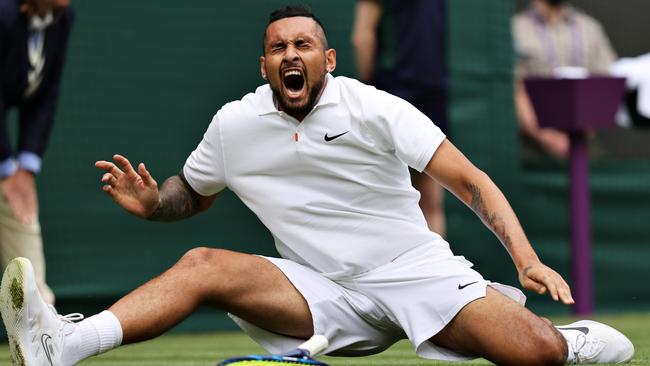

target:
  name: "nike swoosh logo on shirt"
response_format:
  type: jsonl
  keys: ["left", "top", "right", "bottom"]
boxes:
{"left": 324, "top": 131, "right": 349, "bottom": 142}
{"left": 457, "top": 281, "right": 479, "bottom": 290}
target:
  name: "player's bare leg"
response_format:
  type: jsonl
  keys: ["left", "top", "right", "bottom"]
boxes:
{"left": 111, "top": 247, "right": 313, "bottom": 344}
{"left": 1, "top": 249, "right": 313, "bottom": 365}
{"left": 414, "top": 172, "right": 446, "bottom": 237}
{"left": 430, "top": 287, "right": 566, "bottom": 365}
{"left": 430, "top": 287, "right": 633, "bottom": 365}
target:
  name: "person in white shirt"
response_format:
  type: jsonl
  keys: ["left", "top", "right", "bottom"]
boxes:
{"left": 1, "top": 4, "right": 634, "bottom": 366}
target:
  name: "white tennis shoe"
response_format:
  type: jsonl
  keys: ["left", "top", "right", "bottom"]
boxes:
{"left": 557, "top": 320, "right": 634, "bottom": 364}
{"left": 1, "top": 257, "right": 83, "bottom": 366}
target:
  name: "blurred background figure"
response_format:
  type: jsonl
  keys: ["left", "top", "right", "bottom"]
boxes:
{"left": 0, "top": 0, "right": 74, "bottom": 304}
{"left": 512, "top": 0, "right": 616, "bottom": 159}
{"left": 352, "top": 0, "right": 449, "bottom": 236}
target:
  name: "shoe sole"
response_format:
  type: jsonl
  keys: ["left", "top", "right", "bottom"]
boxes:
{"left": 1, "top": 257, "right": 33, "bottom": 366}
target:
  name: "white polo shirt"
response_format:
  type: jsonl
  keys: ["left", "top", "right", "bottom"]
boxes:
{"left": 183, "top": 74, "right": 447, "bottom": 279}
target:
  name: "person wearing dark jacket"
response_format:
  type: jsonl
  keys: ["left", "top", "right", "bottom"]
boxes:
{"left": 0, "top": 0, "right": 74, "bottom": 304}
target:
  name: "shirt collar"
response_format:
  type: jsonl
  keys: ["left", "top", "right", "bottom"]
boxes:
{"left": 29, "top": 11, "right": 53, "bottom": 31}
{"left": 257, "top": 73, "right": 340, "bottom": 116}
{"left": 529, "top": 5, "right": 577, "bottom": 25}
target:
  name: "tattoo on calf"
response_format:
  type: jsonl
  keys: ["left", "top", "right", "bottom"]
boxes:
{"left": 149, "top": 175, "right": 200, "bottom": 222}
{"left": 465, "top": 182, "right": 514, "bottom": 250}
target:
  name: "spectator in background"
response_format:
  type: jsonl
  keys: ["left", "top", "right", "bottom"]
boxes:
{"left": 0, "top": 0, "right": 75, "bottom": 304}
{"left": 352, "top": 0, "right": 449, "bottom": 236}
{"left": 512, "top": 0, "right": 616, "bottom": 158}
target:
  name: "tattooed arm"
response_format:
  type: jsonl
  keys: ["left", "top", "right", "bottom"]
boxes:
{"left": 149, "top": 173, "right": 217, "bottom": 222}
{"left": 96, "top": 154, "right": 217, "bottom": 221}
{"left": 423, "top": 140, "right": 574, "bottom": 304}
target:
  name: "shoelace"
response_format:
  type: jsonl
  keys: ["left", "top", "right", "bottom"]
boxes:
{"left": 48, "top": 305, "right": 84, "bottom": 336}
{"left": 571, "top": 332, "right": 605, "bottom": 364}
{"left": 48, "top": 305, "right": 84, "bottom": 323}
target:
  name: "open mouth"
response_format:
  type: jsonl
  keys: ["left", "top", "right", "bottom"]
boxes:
{"left": 282, "top": 69, "right": 306, "bottom": 95}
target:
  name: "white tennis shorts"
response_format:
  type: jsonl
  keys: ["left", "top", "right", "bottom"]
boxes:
{"left": 230, "top": 242, "right": 526, "bottom": 361}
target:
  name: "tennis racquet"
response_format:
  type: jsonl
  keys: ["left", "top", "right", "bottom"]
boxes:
{"left": 217, "top": 335, "right": 329, "bottom": 365}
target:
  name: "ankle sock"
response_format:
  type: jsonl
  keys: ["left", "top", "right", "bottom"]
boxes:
{"left": 64, "top": 310, "right": 123, "bottom": 364}
{"left": 557, "top": 327, "right": 579, "bottom": 363}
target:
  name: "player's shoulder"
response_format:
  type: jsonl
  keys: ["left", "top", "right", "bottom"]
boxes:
{"left": 215, "top": 84, "right": 271, "bottom": 123}
{"left": 332, "top": 75, "right": 370, "bottom": 93}
{"left": 332, "top": 75, "right": 388, "bottom": 104}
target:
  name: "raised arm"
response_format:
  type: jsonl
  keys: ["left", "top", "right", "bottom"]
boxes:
{"left": 95, "top": 154, "right": 217, "bottom": 221}
{"left": 424, "top": 139, "right": 574, "bottom": 304}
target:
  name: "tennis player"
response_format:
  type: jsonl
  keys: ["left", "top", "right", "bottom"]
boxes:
{"left": 1, "top": 4, "right": 634, "bottom": 365}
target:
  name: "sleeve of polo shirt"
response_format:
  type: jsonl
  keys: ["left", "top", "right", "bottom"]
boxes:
{"left": 182, "top": 114, "right": 227, "bottom": 196}
{"left": 362, "top": 86, "right": 446, "bottom": 172}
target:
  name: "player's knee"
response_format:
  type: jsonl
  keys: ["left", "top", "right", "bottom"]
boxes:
{"left": 539, "top": 316, "right": 554, "bottom": 327}
{"left": 528, "top": 325, "right": 568, "bottom": 366}
{"left": 178, "top": 247, "right": 225, "bottom": 271}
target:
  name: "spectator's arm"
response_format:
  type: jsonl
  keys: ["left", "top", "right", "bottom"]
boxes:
{"left": 515, "top": 80, "right": 569, "bottom": 158}
{"left": 17, "top": 8, "right": 74, "bottom": 174}
{"left": 351, "top": 0, "right": 382, "bottom": 83}
{"left": 514, "top": 80, "right": 539, "bottom": 138}
{"left": 18, "top": 76, "right": 60, "bottom": 173}
{"left": 0, "top": 17, "right": 15, "bottom": 175}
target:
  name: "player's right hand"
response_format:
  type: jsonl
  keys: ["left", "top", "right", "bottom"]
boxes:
{"left": 95, "top": 154, "right": 159, "bottom": 218}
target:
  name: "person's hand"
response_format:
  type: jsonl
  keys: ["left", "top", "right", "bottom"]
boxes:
{"left": 95, "top": 154, "right": 160, "bottom": 218}
{"left": 518, "top": 261, "right": 575, "bottom": 305}
{"left": 536, "top": 128, "right": 570, "bottom": 159}
{"left": 0, "top": 169, "right": 38, "bottom": 225}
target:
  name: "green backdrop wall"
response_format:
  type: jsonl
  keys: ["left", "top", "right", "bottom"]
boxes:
{"left": 3, "top": 0, "right": 649, "bottom": 336}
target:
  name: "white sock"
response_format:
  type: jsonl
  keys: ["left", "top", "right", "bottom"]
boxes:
{"left": 557, "top": 327, "right": 580, "bottom": 363}
{"left": 63, "top": 310, "right": 123, "bottom": 365}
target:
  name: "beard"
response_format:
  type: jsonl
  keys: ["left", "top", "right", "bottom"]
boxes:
{"left": 271, "top": 72, "right": 327, "bottom": 119}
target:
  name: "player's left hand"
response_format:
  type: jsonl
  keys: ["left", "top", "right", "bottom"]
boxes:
{"left": 1, "top": 169, "right": 38, "bottom": 225}
{"left": 518, "top": 261, "right": 575, "bottom": 305}
{"left": 95, "top": 154, "right": 160, "bottom": 218}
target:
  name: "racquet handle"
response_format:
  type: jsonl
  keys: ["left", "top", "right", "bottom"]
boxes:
{"left": 297, "top": 335, "right": 329, "bottom": 357}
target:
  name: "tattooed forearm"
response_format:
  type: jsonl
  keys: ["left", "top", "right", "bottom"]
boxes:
{"left": 465, "top": 182, "right": 514, "bottom": 251}
{"left": 149, "top": 174, "right": 200, "bottom": 222}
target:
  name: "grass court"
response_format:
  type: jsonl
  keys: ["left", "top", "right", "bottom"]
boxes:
{"left": 2, "top": 312, "right": 647, "bottom": 365}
